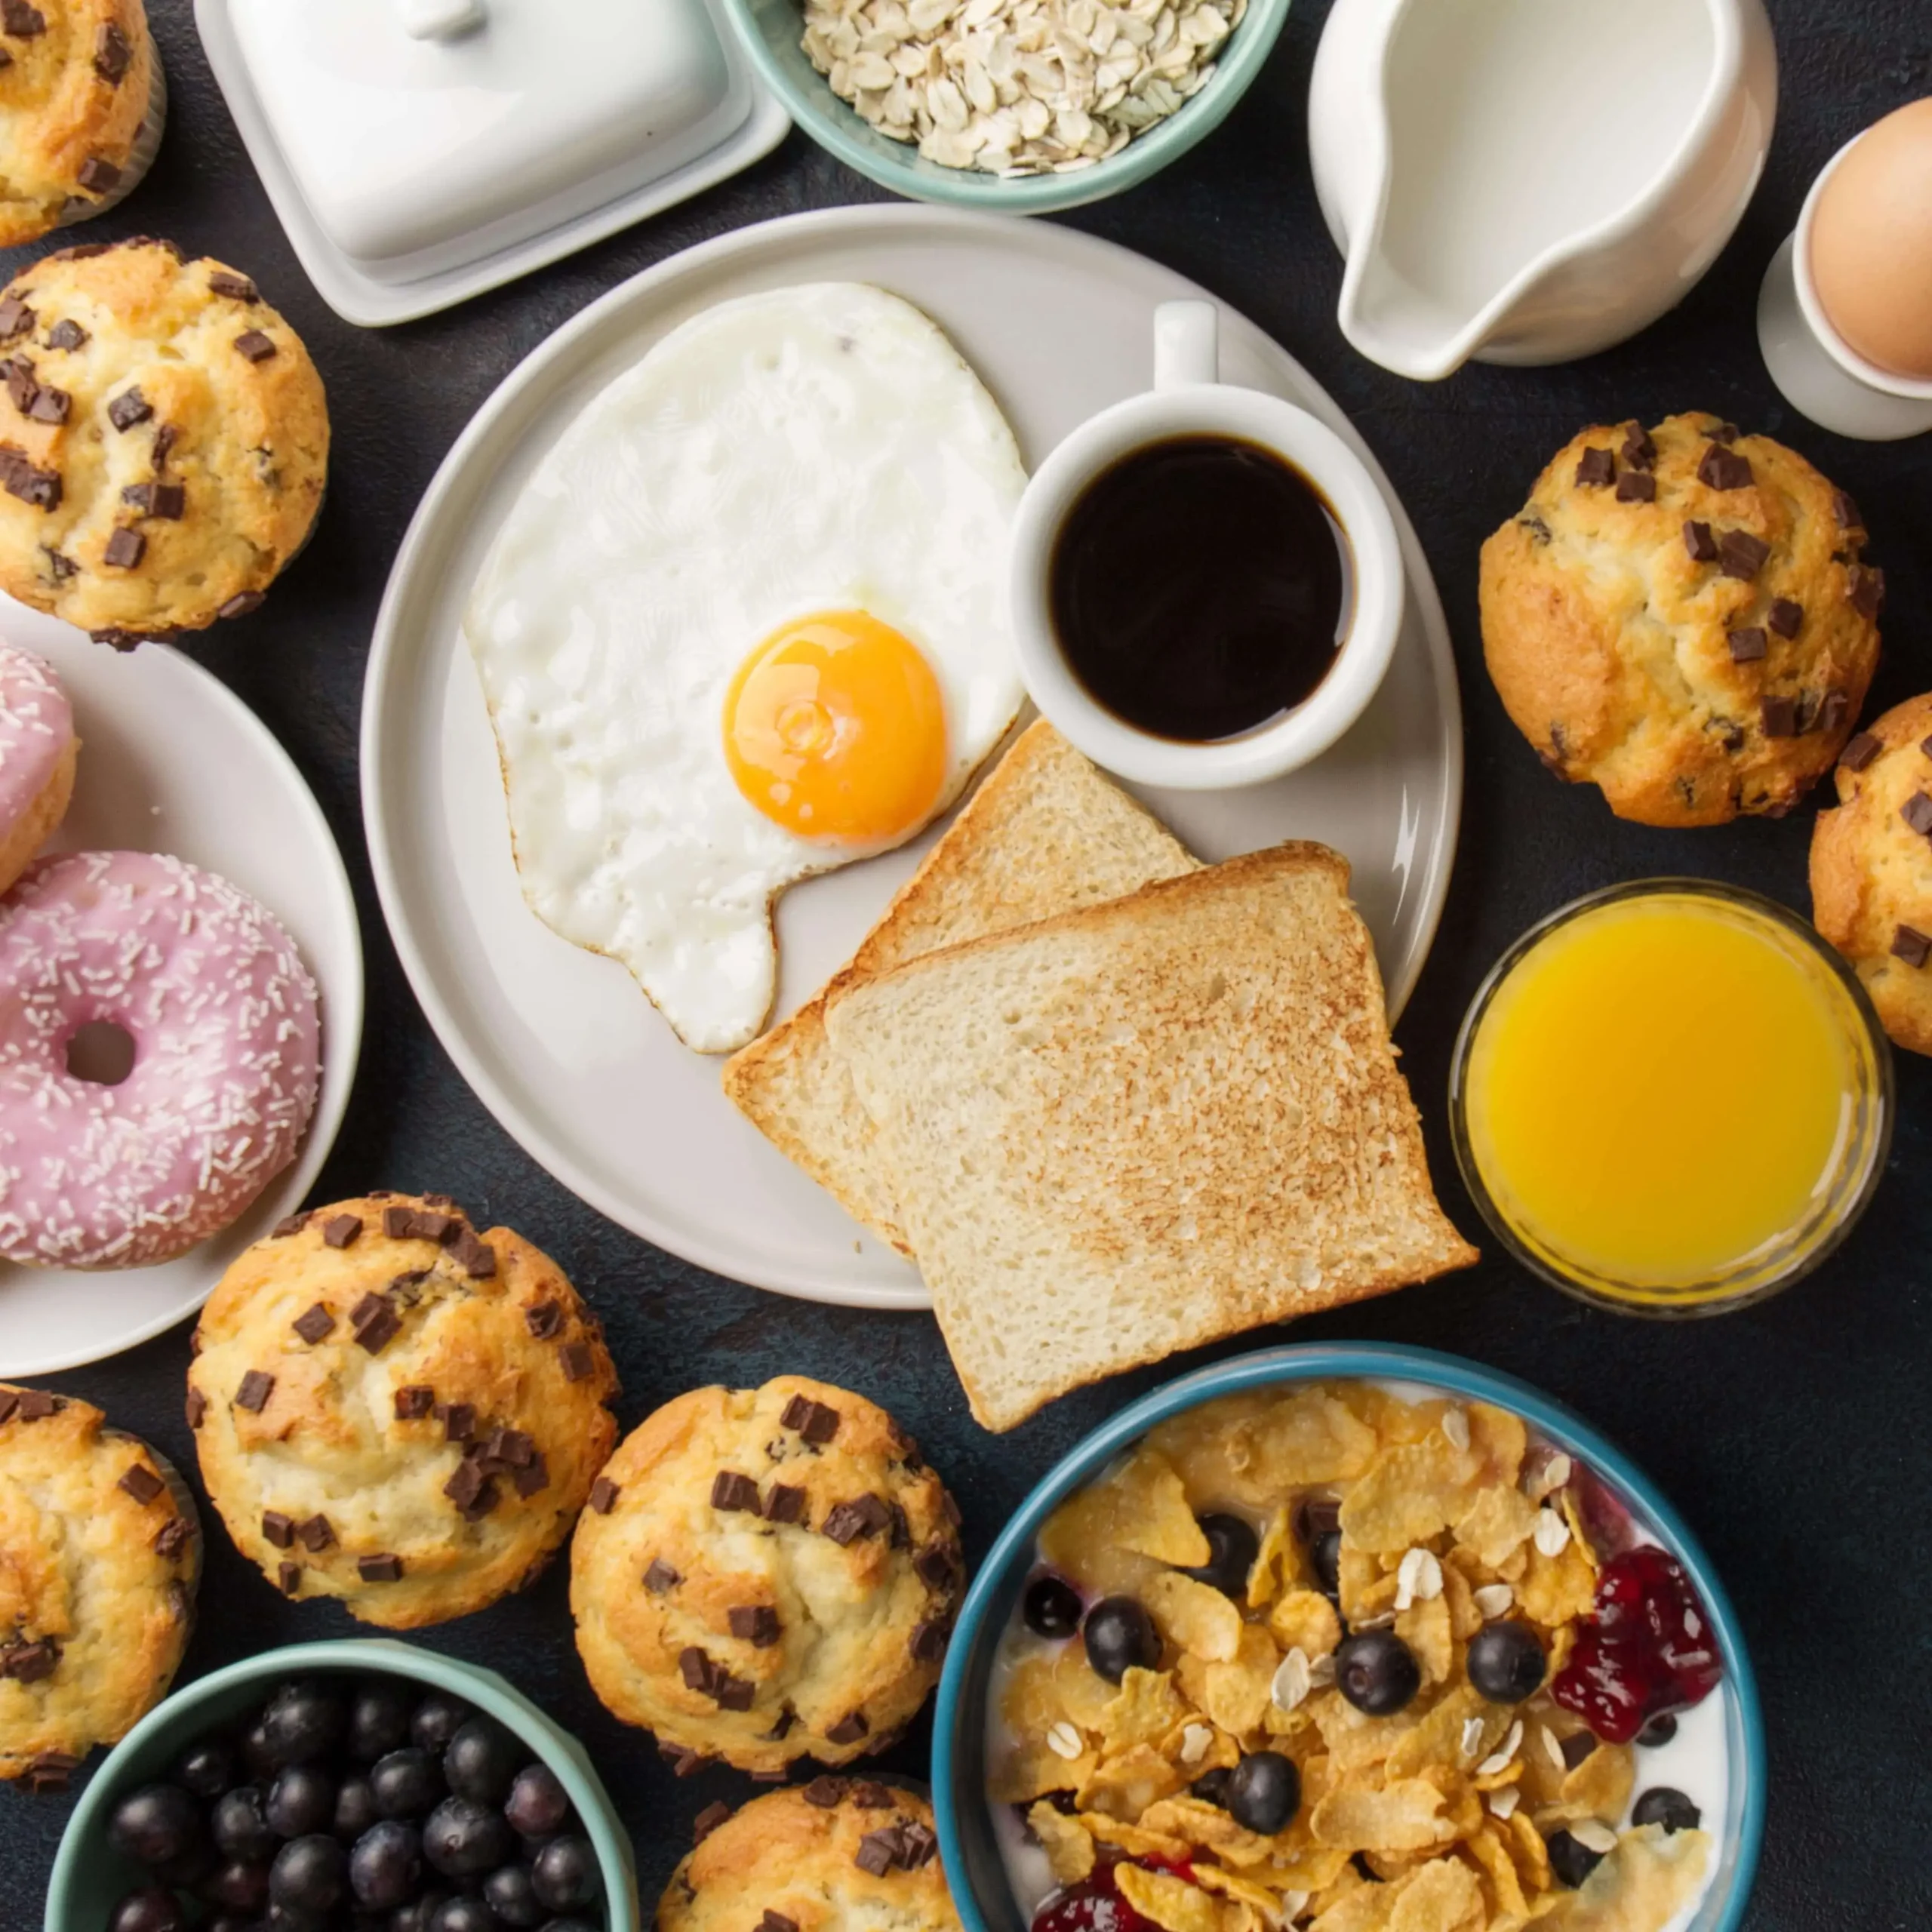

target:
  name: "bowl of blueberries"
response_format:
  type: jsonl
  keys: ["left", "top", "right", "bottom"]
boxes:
{"left": 45, "top": 1639, "right": 638, "bottom": 1932}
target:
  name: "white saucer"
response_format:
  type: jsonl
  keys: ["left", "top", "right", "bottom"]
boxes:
{"left": 362, "top": 206, "right": 1464, "bottom": 1311}
{"left": 0, "top": 609, "right": 363, "bottom": 1377}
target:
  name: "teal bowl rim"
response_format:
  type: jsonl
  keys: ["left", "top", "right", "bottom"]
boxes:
{"left": 931, "top": 1341, "right": 1764, "bottom": 1932}
{"left": 715, "top": 0, "right": 1293, "bottom": 214}
{"left": 45, "top": 1638, "right": 641, "bottom": 1932}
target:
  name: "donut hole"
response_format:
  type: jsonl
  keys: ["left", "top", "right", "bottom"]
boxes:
{"left": 65, "top": 1020, "right": 136, "bottom": 1086}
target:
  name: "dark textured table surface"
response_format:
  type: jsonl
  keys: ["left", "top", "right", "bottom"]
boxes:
{"left": 3, "top": 2, "right": 1929, "bottom": 1926}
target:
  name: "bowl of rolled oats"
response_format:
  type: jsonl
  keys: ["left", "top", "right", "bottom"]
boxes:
{"left": 721, "top": 0, "right": 1291, "bottom": 208}
{"left": 933, "top": 1343, "right": 1766, "bottom": 1932}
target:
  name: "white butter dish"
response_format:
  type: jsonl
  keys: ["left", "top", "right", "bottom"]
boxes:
{"left": 195, "top": 0, "right": 790, "bottom": 326}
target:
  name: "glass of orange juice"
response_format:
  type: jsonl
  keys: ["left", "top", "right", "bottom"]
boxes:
{"left": 1451, "top": 880, "right": 1892, "bottom": 1315}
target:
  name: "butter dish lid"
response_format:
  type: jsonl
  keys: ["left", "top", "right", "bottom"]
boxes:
{"left": 195, "top": 0, "right": 789, "bottom": 326}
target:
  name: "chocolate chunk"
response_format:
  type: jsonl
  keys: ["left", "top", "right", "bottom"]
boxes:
{"left": 825, "top": 1711, "right": 869, "bottom": 1746}
{"left": 1709, "top": 421, "right": 1740, "bottom": 444}
{"left": 1614, "top": 470, "right": 1655, "bottom": 504}
{"left": 761, "top": 1913, "right": 801, "bottom": 1932}
{"left": 899, "top": 1823, "right": 938, "bottom": 1869}
{"left": 1893, "top": 925, "right": 1931, "bottom": 969}
{"left": 25, "top": 1752, "right": 77, "bottom": 1794}
{"left": 1726, "top": 627, "right": 1766, "bottom": 663}
{"left": 395, "top": 1386, "right": 434, "bottom": 1420}
{"left": 94, "top": 22, "right": 129, "bottom": 80}
{"left": 186, "top": 1388, "right": 207, "bottom": 1429}
{"left": 234, "top": 329, "right": 276, "bottom": 363}
{"left": 1574, "top": 448, "right": 1615, "bottom": 488}
{"left": 4, "top": 1641, "right": 56, "bottom": 1683}
{"left": 235, "top": 1369, "right": 275, "bottom": 1412}
{"left": 728, "top": 1605, "right": 782, "bottom": 1647}
{"left": 764, "top": 1708, "right": 797, "bottom": 1741}
{"left": 153, "top": 1516, "right": 190, "bottom": 1560}
{"left": 694, "top": 1801, "right": 732, "bottom": 1843}
{"left": 909, "top": 1619, "right": 951, "bottom": 1663}
{"left": 76, "top": 156, "right": 120, "bottom": 195}
{"left": 358, "top": 1553, "right": 404, "bottom": 1583}
{"left": 440, "top": 1403, "right": 475, "bottom": 1443}
{"left": 1820, "top": 690, "right": 1850, "bottom": 734}
{"left": 297, "top": 1514, "right": 334, "bottom": 1552}
{"left": 263, "top": 1511, "right": 296, "bottom": 1549}
{"left": 854, "top": 1828, "right": 900, "bottom": 1875}
{"left": 292, "top": 1303, "right": 335, "bottom": 1344}
{"left": 764, "top": 1483, "right": 807, "bottom": 1524}
{"left": 802, "top": 1777, "right": 847, "bottom": 1807}
{"left": 125, "top": 481, "right": 185, "bottom": 518}
{"left": 495, "top": 1428, "right": 535, "bottom": 1466}
{"left": 644, "top": 1558, "right": 681, "bottom": 1593}
{"left": 510, "top": 1452, "right": 549, "bottom": 1500}
{"left": 14, "top": 1389, "right": 55, "bottom": 1421}
{"left": 45, "top": 319, "right": 84, "bottom": 352}
{"left": 888, "top": 1501, "right": 910, "bottom": 1550}
{"left": 660, "top": 1744, "right": 709, "bottom": 1777}
{"left": 322, "top": 1213, "right": 361, "bottom": 1247}
{"left": 383, "top": 1204, "right": 454, "bottom": 1241}
{"left": 107, "top": 386, "right": 151, "bottom": 430}
{"left": 5, "top": 361, "right": 36, "bottom": 414}
{"left": 525, "top": 1300, "right": 563, "bottom": 1340}
{"left": 1761, "top": 697, "right": 1798, "bottom": 739}
{"left": 1518, "top": 512, "right": 1552, "bottom": 544}
{"left": 118, "top": 1463, "right": 164, "bottom": 1505}
{"left": 1682, "top": 519, "right": 1718, "bottom": 562}
{"left": 1849, "top": 565, "right": 1885, "bottom": 618}
{"left": 715, "top": 1675, "right": 755, "bottom": 1712}
{"left": 103, "top": 527, "right": 143, "bottom": 569}
{"left": 0, "top": 2, "right": 43, "bottom": 35}
{"left": 1833, "top": 488, "right": 1864, "bottom": 530}
{"left": 822, "top": 1494, "right": 893, "bottom": 1546}
{"left": 1841, "top": 733, "right": 1883, "bottom": 772}
{"left": 1902, "top": 792, "right": 1932, "bottom": 838}
{"left": 589, "top": 1476, "right": 621, "bottom": 1514}
{"left": 678, "top": 1647, "right": 714, "bottom": 1690}
{"left": 915, "top": 1543, "right": 957, "bottom": 1589}
{"left": 218, "top": 589, "right": 264, "bottom": 619}
{"left": 449, "top": 1228, "right": 496, "bottom": 1278}
{"left": 0, "top": 1391, "right": 15, "bottom": 1425}
{"left": 801, "top": 1401, "right": 841, "bottom": 1444}
{"left": 26, "top": 385, "right": 66, "bottom": 424}
{"left": 1767, "top": 597, "right": 1803, "bottom": 638}
{"left": 350, "top": 1293, "right": 401, "bottom": 1354}
{"left": 1560, "top": 1731, "right": 1598, "bottom": 1770}
{"left": 271, "top": 1211, "right": 309, "bottom": 1238}
{"left": 559, "top": 1341, "right": 595, "bottom": 1382}
{"left": 712, "top": 1471, "right": 763, "bottom": 1515}
{"left": 0, "top": 300, "right": 29, "bottom": 342}
{"left": 444, "top": 1459, "right": 488, "bottom": 1510}
{"left": 1697, "top": 445, "right": 1753, "bottom": 491}
{"left": 278, "top": 1561, "right": 303, "bottom": 1597}
{"left": 1620, "top": 423, "right": 1656, "bottom": 470}
{"left": 850, "top": 1782, "right": 895, "bottom": 1809}
{"left": 0, "top": 448, "right": 60, "bottom": 509}
{"left": 210, "top": 272, "right": 259, "bottom": 303}
{"left": 1718, "top": 530, "right": 1770, "bottom": 580}
{"left": 41, "top": 546, "right": 72, "bottom": 580}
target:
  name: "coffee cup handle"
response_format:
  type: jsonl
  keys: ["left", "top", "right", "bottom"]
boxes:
{"left": 1154, "top": 300, "right": 1219, "bottom": 391}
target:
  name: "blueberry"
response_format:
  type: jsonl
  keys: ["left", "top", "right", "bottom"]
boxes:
{"left": 1023, "top": 1575, "right": 1084, "bottom": 1640}
{"left": 1466, "top": 1623, "right": 1547, "bottom": 1704}
{"left": 411, "top": 1693, "right": 472, "bottom": 1755}
{"left": 203, "top": 1857, "right": 272, "bottom": 1915}
{"left": 1631, "top": 1787, "right": 1700, "bottom": 1835}
{"left": 1226, "top": 1752, "right": 1300, "bottom": 1835}
{"left": 503, "top": 1764, "right": 571, "bottom": 1841}
{"left": 271, "top": 1834, "right": 350, "bottom": 1916}
{"left": 1188, "top": 1768, "right": 1232, "bottom": 1808}
{"left": 1081, "top": 1597, "right": 1160, "bottom": 1684}
{"left": 485, "top": 1864, "right": 548, "bottom": 1927}
{"left": 530, "top": 1835, "right": 601, "bottom": 1912}
{"left": 350, "top": 1681, "right": 417, "bottom": 1763}
{"left": 108, "top": 1888, "right": 187, "bottom": 1932}
{"left": 109, "top": 1784, "right": 205, "bottom": 1869}
{"left": 431, "top": 1899, "right": 503, "bottom": 1932}
{"left": 152, "top": 1838, "right": 216, "bottom": 1891}
{"left": 445, "top": 1717, "right": 525, "bottom": 1807}
{"left": 174, "top": 1737, "right": 241, "bottom": 1800}
{"left": 213, "top": 1786, "right": 279, "bottom": 1863}
{"left": 1334, "top": 1631, "right": 1421, "bottom": 1718}
{"left": 390, "top": 1890, "right": 453, "bottom": 1932}
{"left": 268, "top": 1764, "right": 338, "bottom": 1839}
{"left": 1182, "top": 1515, "right": 1259, "bottom": 1598}
{"left": 337, "top": 1773, "right": 380, "bottom": 1841}
{"left": 242, "top": 1718, "right": 280, "bottom": 1780}
{"left": 1546, "top": 1829, "right": 1605, "bottom": 1889}
{"left": 1635, "top": 1714, "right": 1678, "bottom": 1749}
{"left": 1310, "top": 1530, "right": 1342, "bottom": 1597}
{"left": 205, "top": 1917, "right": 260, "bottom": 1932}
{"left": 372, "top": 1748, "right": 447, "bottom": 1819}
{"left": 424, "top": 1796, "right": 515, "bottom": 1878}
{"left": 261, "top": 1681, "right": 350, "bottom": 1767}
{"left": 351, "top": 1819, "right": 426, "bottom": 1911}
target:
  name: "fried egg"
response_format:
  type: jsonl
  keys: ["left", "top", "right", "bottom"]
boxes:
{"left": 464, "top": 283, "right": 1028, "bottom": 1054}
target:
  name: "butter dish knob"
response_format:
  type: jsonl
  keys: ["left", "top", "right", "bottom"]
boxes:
{"left": 397, "top": 0, "right": 487, "bottom": 40}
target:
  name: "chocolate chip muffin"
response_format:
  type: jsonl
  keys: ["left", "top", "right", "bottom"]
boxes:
{"left": 658, "top": 1783, "right": 959, "bottom": 1932}
{"left": 572, "top": 1377, "right": 962, "bottom": 1775}
{"left": 0, "top": 1384, "right": 200, "bottom": 1790}
{"left": 1811, "top": 691, "right": 1932, "bottom": 1057}
{"left": 1480, "top": 414, "right": 1883, "bottom": 826}
{"left": 0, "top": 0, "right": 164, "bottom": 248}
{"left": 0, "top": 236, "right": 328, "bottom": 645}
{"left": 189, "top": 1192, "right": 620, "bottom": 1630}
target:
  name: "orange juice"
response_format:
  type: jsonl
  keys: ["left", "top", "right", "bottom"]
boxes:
{"left": 1456, "top": 886, "right": 1888, "bottom": 1305}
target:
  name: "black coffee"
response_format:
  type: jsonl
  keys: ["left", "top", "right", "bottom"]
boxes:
{"left": 1048, "top": 434, "right": 1354, "bottom": 743}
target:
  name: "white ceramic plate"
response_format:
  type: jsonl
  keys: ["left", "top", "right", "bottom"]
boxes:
{"left": 0, "top": 608, "right": 363, "bottom": 1376}
{"left": 363, "top": 206, "right": 1463, "bottom": 1310}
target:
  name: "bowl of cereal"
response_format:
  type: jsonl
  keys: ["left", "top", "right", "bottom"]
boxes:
{"left": 720, "top": 0, "right": 1291, "bottom": 211}
{"left": 933, "top": 1344, "right": 1764, "bottom": 1932}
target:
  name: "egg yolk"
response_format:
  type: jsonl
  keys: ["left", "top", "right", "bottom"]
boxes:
{"left": 723, "top": 611, "right": 949, "bottom": 842}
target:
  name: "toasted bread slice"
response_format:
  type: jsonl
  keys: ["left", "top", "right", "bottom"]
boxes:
{"left": 722, "top": 721, "right": 1198, "bottom": 1250}
{"left": 823, "top": 844, "right": 1479, "bottom": 1431}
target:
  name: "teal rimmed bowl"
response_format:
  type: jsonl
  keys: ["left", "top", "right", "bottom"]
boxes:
{"left": 45, "top": 1639, "right": 640, "bottom": 1932}
{"left": 718, "top": 0, "right": 1291, "bottom": 213}
{"left": 931, "top": 1343, "right": 1764, "bottom": 1932}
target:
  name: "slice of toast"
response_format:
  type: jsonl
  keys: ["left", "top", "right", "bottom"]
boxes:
{"left": 722, "top": 721, "right": 1198, "bottom": 1251}
{"left": 823, "top": 844, "right": 1479, "bottom": 1431}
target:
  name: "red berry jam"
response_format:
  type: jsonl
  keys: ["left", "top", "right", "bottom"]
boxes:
{"left": 1552, "top": 1546, "right": 1722, "bottom": 1744}
{"left": 1032, "top": 1854, "right": 1194, "bottom": 1932}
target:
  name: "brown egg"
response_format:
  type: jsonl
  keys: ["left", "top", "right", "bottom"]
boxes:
{"left": 1810, "top": 98, "right": 1932, "bottom": 379}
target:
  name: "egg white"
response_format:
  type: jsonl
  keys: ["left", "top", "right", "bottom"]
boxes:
{"left": 464, "top": 282, "right": 1029, "bottom": 1054}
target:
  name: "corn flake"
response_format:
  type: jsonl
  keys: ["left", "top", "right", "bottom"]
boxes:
{"left": 1146, "top": 1570, "right": 1245, "bottom": 1662}
{"left": 1387, "top": 1858, "right": 1484, "bottom": 1932}
{"left": 1269, "top": 1589, "right": 1343, "bottom": 1660}
{"left": 1309, "top": 1778, "right": 1454, "bottom": 1853}
{"left": 1116, "top": 1863, "right": 1234, "bottom": 1932}
{"left": 1542, "top": 1826, "right": 1711, "bottom": 1930}
{"left": 1027, "top": 1802, "right": 1097, "bottom": 1886}
{"left": 1100, "top": 1668, "right": 1194, "bottom": 1753}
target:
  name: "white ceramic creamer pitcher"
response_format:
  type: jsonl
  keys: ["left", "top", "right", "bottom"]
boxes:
{"left": 1308, "top": 0, "right": 1778, "bottom": 380}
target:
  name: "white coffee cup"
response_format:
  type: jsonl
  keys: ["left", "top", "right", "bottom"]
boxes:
{"left": 1008, "top": 299, "right": 1404, "bottom": 791}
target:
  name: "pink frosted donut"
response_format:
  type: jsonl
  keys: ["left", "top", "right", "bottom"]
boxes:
{"left": 0, "top": 644, "right": 76, "bottom": 895}
{"left": 0, "top": 851, "right": 321, "bottom": 1268}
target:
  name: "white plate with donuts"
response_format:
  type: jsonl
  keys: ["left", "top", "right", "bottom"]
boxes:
{"left": 0, "top": 605, "right": 362, "bottom": 1377}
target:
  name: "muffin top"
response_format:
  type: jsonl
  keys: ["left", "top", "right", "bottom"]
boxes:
{"left": 1811, "top": 690, "right": 1932, "bottom": 1057}
{"left": 0, "top": 0, "right": 154, "bottom": 247}
{"left": 572, "top": 1377, "right": 962, "bottom": 1774}
{"left": 658, "top": 1783, "right": 961, "bottom": 1932}
{"left": 1479, "top": 413, "right": 1882, "bottom": 826}
{"left": 189, "top": 1192, "right": 620, "bottom": 1630}
{"left": 0, "top": 236, "right": 328, "bottom": 641}
{"left": 0, "top": 1384, "right": 199, "bottom": 1787}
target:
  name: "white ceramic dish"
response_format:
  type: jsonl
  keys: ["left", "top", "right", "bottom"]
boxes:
{"left": 0, "top": 608, "right": 362, "bottom": 1376}
{"left": 361, "top": 205, "right": 1463, "bottom": 1310}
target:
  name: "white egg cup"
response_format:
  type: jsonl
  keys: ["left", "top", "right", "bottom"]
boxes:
{"left": 1007, "top": 300, "right": 1405, "bottom": 791}
{"left": 1758, "top": 128, "right": 1932, "bottom": 441}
